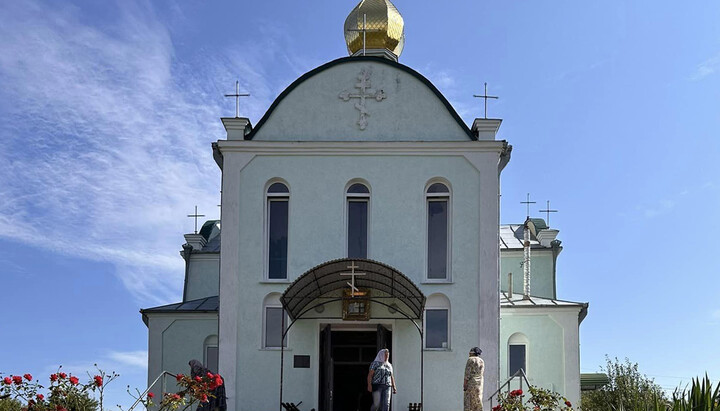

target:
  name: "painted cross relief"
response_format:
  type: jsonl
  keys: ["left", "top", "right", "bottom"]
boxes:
{"left": 339, "top": 68, "right": 386, "bottom": 130}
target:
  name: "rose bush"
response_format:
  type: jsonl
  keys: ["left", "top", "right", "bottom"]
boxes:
{"left": 491, "top": 386, "right": 574, "bottom": 411}
{"left": 1, "top": 365, "right": 222, "bottom": 411}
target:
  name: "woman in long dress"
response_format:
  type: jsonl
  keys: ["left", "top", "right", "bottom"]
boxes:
{"left": 367, "top": 349, "right": 397, "bottom": 411}
{"left": 463, "top": 347, "right": 484, "bottom": 411}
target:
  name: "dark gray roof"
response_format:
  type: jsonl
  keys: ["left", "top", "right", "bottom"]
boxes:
{"left": 140, "top": 296, "right": 219, "bottom": 314}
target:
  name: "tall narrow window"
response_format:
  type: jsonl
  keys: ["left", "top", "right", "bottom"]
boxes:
{"left": 347, "top": 183, "right": 370, "bottom": 258}
{"left": 508, "top": 333, "right": 529, "bottom": 376}
{"left": 426, "top": 182, "right": 450, "bottom": 280}
{"left": 424, "top": 293, "right": 451, "bottom": 350}
{"left": 264, "top": 306, "right": 288, "bottom": 348}
{"left": 203, "top": 335, "right": 219, "bottom": 373}
{"left": 267, "top": 182, "right": 289, "bottom": 279}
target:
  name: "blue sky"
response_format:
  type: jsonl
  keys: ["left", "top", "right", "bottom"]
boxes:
{"left": 1, "top": 0, "right": 719, "bottom": 406}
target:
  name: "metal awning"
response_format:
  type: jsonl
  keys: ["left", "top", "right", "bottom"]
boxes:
{"left": 280, "top": 258, "right": 426, "bottom": 320}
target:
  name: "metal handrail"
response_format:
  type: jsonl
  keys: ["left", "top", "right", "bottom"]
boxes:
{"left": 128, "top": 371, "right": 176, "bottom": 411}
{"left": 488, "top": 369, "right": 532, "bottom": 409}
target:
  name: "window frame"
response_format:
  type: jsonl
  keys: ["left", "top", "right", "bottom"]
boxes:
{"left": 345, "top": 181, "right": 371, "bottom": 259}
{"left": 423, "top": 307, "right": 450, "bottom": 350}
{"left": 262, "top": 305, "right": 289, "bottom": 349}
{"left": 508, "top": 333, "right": 529, "bottom": 377}
{"left": 424, "top": 181, "right": 452, "bottom": 282}
{"left": 264, "top": 181, "right": 290, "bottom": 282}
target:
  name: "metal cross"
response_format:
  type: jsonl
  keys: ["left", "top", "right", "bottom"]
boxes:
{"left": 473, "top": 82, "right": 499, "bottom": 119}
{"left": 347, "top": 13, "right": 382, "bottom": 56}
{"left": 339, "top": 68, "right": 386, "bottom": 130}
{"left": 539, "top": 200, "right": 558, "bottom": 227}
{"left": 187, "top": 206, "right": 205, "bottom": 234}
{"left": 340, "top": 261, "right": 366, "bottom": 297}
{"left": 520, "top": 193, "right": 536, "bottom": 218}
{"left": 224, "top": 80, "right": 250, "bottom": 118}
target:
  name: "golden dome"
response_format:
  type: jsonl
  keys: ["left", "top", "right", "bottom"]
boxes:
{"left": 344, "top": 0, "right": 405, "bottom": 60}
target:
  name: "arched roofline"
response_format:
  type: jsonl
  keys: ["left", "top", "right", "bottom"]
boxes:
{"left": 280, "top": 257, "right": 426, "bottom": 320}
{"left": 245, "top": 56, "right": 477, "bottom": 141}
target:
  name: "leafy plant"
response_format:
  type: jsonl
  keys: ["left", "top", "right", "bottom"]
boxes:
{"left": 492, "top": 387, "right": 574, "bottom": 411}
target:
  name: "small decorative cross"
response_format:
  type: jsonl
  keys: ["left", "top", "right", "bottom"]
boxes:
{"left": 520, "top": 193, "right": 536, "bottom": 218}
{"left": 539, "top": 200, "right": 558, "bottom": 227}
{"left": 339, "top": 68, "right": 386, "bottom": 130}
{"left": 224, "top": 80, "right": 250, "bottom": 118}
{"left": 187, "top": 206, "right": 205, "bottom": 234}
{"left": 473, "top": 82, "right": 499, "bottom": 119}
{"left": 347, "top": 13, "right": 382, "bottom": 56}
{"left": 340, "top": 261, "right": 366, "bottom": 297}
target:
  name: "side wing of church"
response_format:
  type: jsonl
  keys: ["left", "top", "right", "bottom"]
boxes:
{"left": 140, "top": 1, "right": 588, "bottom": 410}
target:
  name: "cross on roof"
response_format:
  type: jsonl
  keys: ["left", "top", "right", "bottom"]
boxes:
{"left": 473, "top": 82, "right": 499, "bottom": 119}
{"left": 340, "top": 261, "right": 366, "bottom": 297}
{"left": 520, "top": 193, "right": 536, "bottom": 218}
{"left": 539, "top": 200, "right": 558, "bottom": 227}
{"left": 187, "top": 206, "right": 205, "bottom": 234}
{"left": 347, "top": 13, "right": 382, "bottom": 56}
{"left": 224, "top": 80, "right": 250, "bottom": 118}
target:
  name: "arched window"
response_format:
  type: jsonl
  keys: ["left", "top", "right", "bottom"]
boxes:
{"left": 263, "top": 293, "right": 288, "bottom": 349}
{"left": 426, "top": 181, "right": 451, "bottom": 281}
{"left": 424, "top": 293, "right": 451, "bottom": 350}
{"left": 266, "top": 182, "right": 289, "bottom": 280}
{"left": 203, "top": 335, "right": 218, "bottom": 373}
{"left": 508, "top": 332, "right": 529, "bottom": 376}
{"left": 346, "top": 182, "right": 370, "bottom": 259}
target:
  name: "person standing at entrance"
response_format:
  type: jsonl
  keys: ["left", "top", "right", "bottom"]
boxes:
{"left": 463, "top": 347, "right": 485, "bottom": 411}
{"left": 367, "top": 348, "right": 397, "bottom": 411}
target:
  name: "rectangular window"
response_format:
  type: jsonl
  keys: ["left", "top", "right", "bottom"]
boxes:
{"left": 425, "top": 309, "right": 449, "bottom": 349}
{"left": 509, "top": 344, "right": 526, "bottom": 375}
{"left": 268, "top": 199, "right": 288, "bottom": 279}
{"left": 265, "top": 307, "right": 287, "bottom": 348}
{"left": 348, "top": 200, "right": 368, "bottom": 258}
{"left": 427, "top": 199, "right": 448, "bottom": 279}
{"left": 205, "top": 346, "right": 219, "bottom": 373}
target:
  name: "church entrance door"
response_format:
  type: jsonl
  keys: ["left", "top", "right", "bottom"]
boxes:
{"left": 319, "top": 325, "right": 392, "bottom": 411}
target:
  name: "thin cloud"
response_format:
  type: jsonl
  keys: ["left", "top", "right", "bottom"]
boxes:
{"left": 691, "top": 52, "right": 720, "bottom": 80}
{"left": 0, "top": 1, "right": 297, "bottom": 305}
{"left": 636, "top": 199, "right": 676, "bottom": 219}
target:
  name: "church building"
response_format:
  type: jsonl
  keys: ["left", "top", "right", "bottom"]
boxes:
{"left": 140, "top": 1, "right": 588, "bottom": 410}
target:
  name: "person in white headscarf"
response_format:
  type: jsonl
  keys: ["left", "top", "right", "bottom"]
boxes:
{"left": 367, "top": 348, "right": 397, "bottom": 411}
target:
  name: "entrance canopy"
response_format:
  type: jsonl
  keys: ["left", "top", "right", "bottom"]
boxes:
{"left": 280, "top": 258, "right": 426, "bottom": 320}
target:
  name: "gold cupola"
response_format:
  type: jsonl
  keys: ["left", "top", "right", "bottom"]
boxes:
{"left": 344, "top": 0, "right": 405, "bottom": 61}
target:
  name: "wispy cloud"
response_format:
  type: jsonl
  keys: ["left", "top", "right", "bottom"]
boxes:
{"left": 636, "top": 199, "right": 676, "bottom": 219}
{"left": 691, "top": 52, "right": 720, "bottom": 80}
{"left": 0, "top": 1, "right": 300, "bottom": 305}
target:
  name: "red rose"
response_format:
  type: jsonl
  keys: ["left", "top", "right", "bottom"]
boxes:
{"left": 50, "top": 374, "right": 58, "bottom": 382}
{"left": 94, "top": 375, "right": 103, "bottom": 387}
{"left": 58, "top": 373, "right": 67, "bottom": 379}
{"left": 172, "top": 394, "right": 181, "bottom": 400}
{"left": 201, "top": 394, "right": 208, "bottom": 403}
{"left": 492, "top": 406, "right": 502, "bottom": 411}
{"left": 12, "top": 375, "right": 23, "bottom": 385}
{"left": 194, "top": 376, "right": 202, "bottom": 383}
{"left": 3, "top": 377, "right": 11, "bottom": 385}
{"left": 565, "top": 400, "right": 572, "bottom": 407}
{"left": 23, "top": 374, "right": 32, "bottom": 381}
{"left": 147, "top": 392, "right": 155, "bottom": 399}
{"left": 175, "top": 373, "right": 184, "bottom": 382}
{"left": 214, "top": 376, "right": 223, "bottom": 387}
{"left": 36, "top": 394, "right": 44, "bottom": 401}
{"left": 69, "top": 376, "right": 79, "bottom": 385}
{"left": 516, "top": 389, "right": 523, "bottom": 396}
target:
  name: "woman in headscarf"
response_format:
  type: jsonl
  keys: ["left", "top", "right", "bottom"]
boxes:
{"left": 366, "top": 348, "right": 397, "bottom": 411}
{"left": 463, "top": 347, "right": 484, "bottom": 411}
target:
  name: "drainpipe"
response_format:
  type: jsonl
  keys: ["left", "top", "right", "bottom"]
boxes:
{"left": 550, "top": 239, "right": 562, "bottom": 300}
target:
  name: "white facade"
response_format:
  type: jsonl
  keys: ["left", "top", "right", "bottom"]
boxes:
{"left": 143, "top": 56, "right": 509, "bottom": 411}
